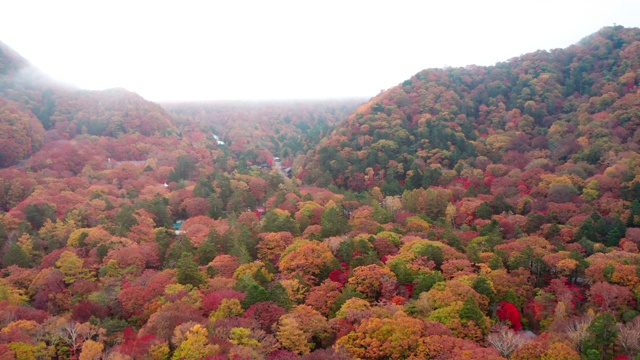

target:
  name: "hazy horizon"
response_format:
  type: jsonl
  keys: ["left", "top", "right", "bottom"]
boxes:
{"left": 2, "top": 0, "right": 640, "bottom": 102}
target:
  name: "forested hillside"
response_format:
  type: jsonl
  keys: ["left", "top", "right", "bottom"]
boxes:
{"left": 164, "top": 100, "right": 362, "bottom": 168}
{"left": 301, "top": 26, "right": 640, "bottom": 195}
{"left": 0, "top": 27, "right": 640, "bottom": 359}
{"left": 0, "top": 41, "right": 176, "bottom": 168}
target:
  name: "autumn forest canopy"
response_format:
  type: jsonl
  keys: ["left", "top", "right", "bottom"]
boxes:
{"left": 2, "top": 26, "right": 640, "bottom": 359}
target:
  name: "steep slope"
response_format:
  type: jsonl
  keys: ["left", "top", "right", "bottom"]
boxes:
{"left": 0, "top": 97, "right": 44, "bottom": 167}
{"left": 300, "top": 26, "right": 640, "bottom": 194}
{"left": 0, "top": 41, "right": 63, "bottom": 128}
{"left": 49, "top": 88, "right": 176, "bottom": 137}
{"left": 0, "top": 41, "right": 176, "bottom": 160}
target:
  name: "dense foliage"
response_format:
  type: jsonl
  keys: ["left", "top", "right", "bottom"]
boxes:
{"left": 0, "top": 98, "right": 44, "bottom": 167}
{"left": 301, "top": 26, "right": 640, "bottom": 196}
{"left": 164, "top": 100, "right": 361, "bottom": 168}
{"left": 1, "top": 26, "right": 640, "bottom": 359}
{"left": 0, "top": 41, "right": 176, "bottom": 140}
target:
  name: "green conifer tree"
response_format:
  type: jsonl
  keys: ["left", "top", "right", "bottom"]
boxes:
{"left": 472, "top": 276, "right": 496, "bottom": 303}
{"left": 475, "top": 202, "right": 492, "bottom": 220}
{"left": 583, "top": 312, "right": 617, "bottom": 359}
{"left": 195, "top": 233, "right": 218, "bottom": 266}
{"left": 320, "top": 206, "right": 349, "bottom": 238}
{"left": 3, "top": 243, "right": 31, "bottom": 268}
{"left": 459, "top": 297, "right": 488, "bottom": 334}
{"left": 177, "top": 252, "right": 205, "bottom": 287}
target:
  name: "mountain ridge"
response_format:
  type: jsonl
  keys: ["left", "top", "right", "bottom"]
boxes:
{"left": 299, "top": 26, "right": 640, "bottom": 195}
{"left": 2, "top": 26, "right": 640, "bottom": 360}
{"left": 0, "top": 41, "right": 177, "bottom": 167}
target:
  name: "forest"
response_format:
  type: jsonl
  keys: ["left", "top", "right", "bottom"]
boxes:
{"left": 0, "top": 25, "right": 640, "bottom": 359}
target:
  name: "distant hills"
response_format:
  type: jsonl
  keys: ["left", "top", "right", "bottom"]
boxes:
{"left": 2, "top": 26, "right": 640, "bottom": 360}
{"left": 299, "top": 26, "right": 640, "bottom": 194}
{"left": 0, "top": 41, "right": 175, "bottom": 167}
{"left": 3, "top": 25, "right": 640, "bottom": 184}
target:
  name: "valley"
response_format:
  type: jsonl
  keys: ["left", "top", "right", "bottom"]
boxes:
{"left": 0, "top": 26, "right": 640, "bottom": 359}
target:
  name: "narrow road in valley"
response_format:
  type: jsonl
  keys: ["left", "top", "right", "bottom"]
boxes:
{"left": 273, "top": 159, "right": 288, "bottom": 180}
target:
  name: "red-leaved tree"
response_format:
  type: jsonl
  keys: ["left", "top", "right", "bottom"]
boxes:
{"left": 497, "top": 301, "right": 522, "bottom": 331}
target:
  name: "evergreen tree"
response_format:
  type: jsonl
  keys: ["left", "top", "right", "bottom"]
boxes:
{"left": 330, "top": 286, "right": 365, "bottom": 316}
{"left": 269, "top": 282, "right": 293, "bottom": 309}
{"left": 207, "top": 193, "right": 224, "bottom": 219}
{"left": 405, "top": 166, "right": 423, "bottom": 190}
{"left": 97, "top": 244, "right": 109, "bottom": 261}
{"left": 577, "top": 238, "right": 596, "bottom": 256}
{"left": 193, "top": 178, "right": 214, "bottom": 198}
{"left": 583, "top": 312, "right": 617, "bottom": 359}
{"left": 465, "top": 242, "right": 482, "bottom": 263}
{"left": 177, "top": 252, "right": 205, "bottom": 287}
{"left": 273, "top": 190, "right": 287, "bottom": 208}
{"left": 154, "top": 228, "right": 172, "bottom": 264}
{"left": 167, "top": 156, "right": 196, "bottom": 183}
{"left": 416, "top": 244, "right": 444, "bottom": 267}
{"left": 226, "top": 192, "right": 246, "bottom": 214}
{"left": 164, "top": 238, "right": 195, "bottom": 269}
{"left": 389, "top": 261, "right": 415, "bottom": 285}
{"left": 605, "top": 218, "right": 626, "bottom": 247}
{"left": 24, "top": 203, "right": 56, "bottom": 230}
{"left": 267, "top": 172, "right": 284, "bottom": 194}
{"left": 546, "top": 223, "right": 561, "bottom": 239}
{"left": 504, "top": 289, "right": 521, "bottom": 309}
{"left": 206, "top": 228, "right": 232, "bottom": 254}
{"left": 568, "top": 250, "right": 588, "bottom": 281}
{"left": 472, "top": 276, "right": 496, "bottom": 303}
{"left": 195, "top": 234, "right": 218, "bottom": 266}
{"left": 113, "top": 206, "right": 137, "bottom": 236}
{"left": 602, "top": 264, "right": 614, "bottom": 282}
{"left": 488, "top": 253, "right": 505, "bottom": 270}
{"left": 3, "top": 243, "right": 31, "bottom": 268}
{"left": 412, "top": 272, "right": 445, "bottom": 298}
{"left": 627, "top": 200, "right": 640, "bottom": 227}
{"left": 460, "top": 297, "right": 487, "bottom": 332}
{"left": 262, "top": 210, "right": 299, "bottom": 234}
{"left": 142, "top": 194, "right": 172, "bottom": 228}
{"left": 421, "top": 166, "right": 442, "bottom": 188}
{"left": 594, "top": 216, "right": 609, "bottom": 243}
{"left": 475, "top": 202, "right": 492, "bottom": 220}
{"left": 479, "top": 219, "right": 501, "bottom": 238}
{"left": 215, "top": 174, "right": 233, "bottom": 207}
{"left": 575, "top": 218, "right": 597, "bottom": 242}
{"left": 621, "top": 181, "right": 640, "bottom": 202}
{"left": 380, "top": 180, "right": 403, "bottom": 196}
{"left": 241, "top": 283, "right": 271, "bottom": 309}
{"left": 230, "top": 240, "right": 251, "bottom": 264}
{"left": 233, "top": 225, "right": 257, "bottom": 258}
{"left": 371, "top": 202, "right": 391, "bottom": 224}
{"left": 524, "top": 213, "right": 548, "bottom": 234}
{"left": 490, "top": 193, "right": 513, "bottom": 214}
{"left": 320, "top": 206, "right": 349, "bottom": 238}
{"left": 0, "top": 222, "right": 6, "bottom": 250}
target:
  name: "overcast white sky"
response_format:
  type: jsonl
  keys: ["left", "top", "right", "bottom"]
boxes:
{"left": 1, "top": 0, "right": 639, "bottom": 101}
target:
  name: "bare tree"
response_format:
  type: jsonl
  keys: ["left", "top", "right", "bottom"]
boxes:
{"left": 565, "top": 315, "right": 593, "bottom": 354}
{"left": 617, "top": 317, "right": 640, "bottom": 356}
{"left": 487, "top": 326, "right": 531, "bottom": 358}
{"left": 58, "top": 321, "right": 82, "bottom": 355}
{"left": 0, "top": 307, "right": 17, "bottom": 328}
{"left": 46, "top": 319, "right": 104, "bottom": 357}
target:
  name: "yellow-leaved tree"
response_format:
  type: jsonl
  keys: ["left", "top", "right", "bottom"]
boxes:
{"left": 172, "top": 324, "right": 219, "bottom": 360}
{"left": 55, "top": 251, "right": 92, "bottom": 284}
